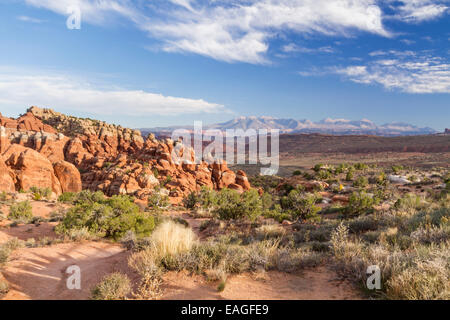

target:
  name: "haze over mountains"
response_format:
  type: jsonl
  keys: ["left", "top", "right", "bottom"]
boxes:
{"left": 140, "top": 116, "right": 437, "bottom": 137}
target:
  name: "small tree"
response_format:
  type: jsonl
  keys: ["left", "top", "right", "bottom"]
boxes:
{"left": 9, "top": 201, "right": 33, "bottom": 223}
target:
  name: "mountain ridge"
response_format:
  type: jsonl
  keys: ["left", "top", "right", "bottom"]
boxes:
{"left": 139, "top": 116, "right": 437, "bottom": 137}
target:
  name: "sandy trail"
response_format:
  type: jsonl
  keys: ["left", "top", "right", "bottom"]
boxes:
{"left": 1, "top": 210, "right": 361, "bottom": 300}
{"left": 1, "top": 242, "right": 129, "bottom": 300}
{"left": 162, "top": 268, "right": 361, "bottom": 300}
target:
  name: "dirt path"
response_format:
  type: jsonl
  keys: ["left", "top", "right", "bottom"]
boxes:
{"left": 1, "top": 210, "right": 361, "bottom": 300}
{"left": 1, "top": 242, "right": 129, "bottom": 300}
{"left": 162, "top": 268, "right": 361, "bottom": 300}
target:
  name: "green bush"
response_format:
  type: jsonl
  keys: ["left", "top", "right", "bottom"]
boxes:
{"left": 56, "top": 195, "right": 155, "bottom": 240}
{"left": 9, "top": 201, "right": 33, "bottom": 223}
{"left": 354, "top": 163, "right": 368, "bottom": 171}
{"left": 183, "top": 191, "right": 198, "bottom": 209}
{"left": 91, "top": 273, "right": 131, "bottom": 300}
{"left": 346, "top": 170, "right": 354, "bottom": 181}
{"left": 29, "top": 187, "right": 52, "bottom": 201}
{"left": 353, "top": 176, "right": 369, "bottom": 188}
{"left": 282, "top": 190, "right": 320, "bottom": 221}
{"left": 392, "top": 165, "right": 404, "bottom": 174}
{"left": 0, "top": 192, "right": 7, "bottom": 202}
{"left": 214, "top": 189, "right": 263, "bottom": 221}
{"left": 292, "top": 170, "right": 302, "bottom": 176}
{"left": 345, "top": 191, "right": 376, "bottom": 215}
{"left": 58, "top": 192, "right": 76, "bottom": 203}
{"left": 148, "top": 192, "right": 170, "bottom": 210}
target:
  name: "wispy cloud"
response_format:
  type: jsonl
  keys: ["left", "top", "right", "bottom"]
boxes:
{"left": 20, "top": 0, "right": 450, "bottom": 65}
{"left": 389, "top": 0, "right": 449, "bottom": 22}
{"left": 335, "top": 53, "right": 450, "bottom": 93}
{"left": 282, "top": 43, "right": 335, "bottom": 54}
{"left": 0, "top": 70, "right": 226, "bottom": 116}
{"left": 23, "top": 0, "right": 388, "bottom": 64}
{"left": 17, "top": 15, "right": 45, "bottom": 23}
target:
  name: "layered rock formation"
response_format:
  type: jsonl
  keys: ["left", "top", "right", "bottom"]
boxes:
{"left": 0, "top": 107, "right": 251, "bottom": 201}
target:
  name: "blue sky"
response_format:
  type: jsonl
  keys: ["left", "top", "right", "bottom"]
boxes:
{"left": 0, "top": 0, "right": 449, "bottom": 130}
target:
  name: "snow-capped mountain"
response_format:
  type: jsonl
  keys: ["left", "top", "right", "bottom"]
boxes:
{"left": 140, "top": 116, "right": 437, "bottom": 137}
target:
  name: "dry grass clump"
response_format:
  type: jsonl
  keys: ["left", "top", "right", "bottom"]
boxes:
{"left": 330, "top": 219, "right": 450, "bottom": 300}
{"left": 91, "top": 273, "right": 132, "bottom": 300}
{"left": 149, "top": 220, "right": 196, "bottom": 258}
{"left": 255, "top": 224, "right": 286, "bottom": 239}
{"left": 127, "top": 220, "right": 195, "bottom": 299}
{"left": 128, "top": 249, "right": 164, "bottom": 300}
{"left": 0, "top": 238, "right": 24, "bottom": 265}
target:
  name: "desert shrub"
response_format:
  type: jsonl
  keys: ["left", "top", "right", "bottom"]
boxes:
{"left": 263, "top": 207, "right": 292, "bottom": 223}
{"left": 183, "top": 187, "right": 218, "bottom": 211}
{"left": 394, "top": 194, "right": 425, "bottom": 214}
{"left": 29, "top": 187, "right": 52, "bottom": 201}
{"left": 353, "top": 176, "right": 369, "bottom": 188}
{"left": 148, "top": 192, "right": 170, "bottom": 210}
{"left": 58, "top": 190, "right": 105, "bottom": 205}
{"left": 56, "top": 195, "right": 155, "bottom": 240}
{"left": 0, "top": 278, "right": 9, "bottom": 297}
{"left": 345, "top": 191, "right": 376, "bottom": 215}
{"left": 376, "top": 171, "right": 387, "bottom": 186}
{"left": 58, "top": 192, "right": 76, "bottom": 203}
{"left": 128, "top": 252, "right": 164, "bottom": 299}
{"left": 331, "top": 222, "right": 450, "bottom": 300}
{"left": 9, "top": 201, "right": 33, "bottom": 223}
{"left": 346, "top": 169, "right": 354, "bottom": 181}
{"left": 348, "top": 215, "right": 379, "bottom": 233}
{"left": 197, "top": 187, "right": 218, "bottom": 210}
{"left": 0, "top": 192, "right": 8, "bottom": 202}
{"left": 410, "top": 225, "right": 450, "bottom": 245}
{"left": 317, "top": 170, "right": 332, "bottom": 180}
{"left": 255, "top": 224, "right": 286, "bottom": 240}
{"left": 292, "top": 170, "right": 302, "bottom": 176}
{"left": 66, "top": 227, "right": 95, "bottom": 241}
{"left": 386, "top": 258, "right": 450, "bottom": 300}
{"left": 354, "top": 163, "right": 368, "bottom": 171}
{"left": 91, "top": 273, "right": 131, "bottom": 300}
{"left": 0, "top": 238, "right": 24, "bottom": 265}
{"left": 391, "top": 165, "right": 404, "bottom": 174}
{"left": 75, "top": 190, "right": 106, "bottom": 204}
{"left": 313, "top": 164, "right": 324, "bottom": 172}
{"left": 214, "top": 189, "right": 263, "bottom": 221}
{"left": 282, "top": 190, "right": 320, "bottom": 221}
{"left": 182, "top": 191, "right": 198, "bottom": 209}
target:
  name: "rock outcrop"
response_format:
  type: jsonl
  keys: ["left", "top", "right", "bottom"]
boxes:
{"left": 0, "top": 107, "right": 251, "bottom": 200}
{"left": 0, "top": 155, "right": 15, "bottom": 192}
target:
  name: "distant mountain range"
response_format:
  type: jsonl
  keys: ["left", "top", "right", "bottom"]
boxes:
{"left": 139, "top": 116, "right": 437, "bottom": 137}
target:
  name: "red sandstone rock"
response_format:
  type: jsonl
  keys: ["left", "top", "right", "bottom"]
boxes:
{"left": 53, "top": 160, "right": 82, "bottom": 193}
{"left": 0, "top": 155, "right": 15, "bottom": 192}
{"left": 3, "top": 144, "right": 62, "bottom": 194}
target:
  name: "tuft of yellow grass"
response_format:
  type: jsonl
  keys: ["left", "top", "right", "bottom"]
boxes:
{"left": 150, "top": 220, "right": 196, "bottom": 257}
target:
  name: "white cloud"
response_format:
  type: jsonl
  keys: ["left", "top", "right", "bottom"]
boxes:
{"left": 335, "top": 54, "right": 450, "bottom": 93}
{"left": 282, "top": 43, "right": 335, "bottom": 54}
{"left": 23, "top": 0, "right": 388, "bottom": 64}
{"left": 391, "top": 0, "right": 449, "bottom": 22}
{"left": 0, "top": 71, "right": 226, "bottom": 116}
{"left": 24, "top": 0, "right": 146, "bottom": 25}
{"left": 17, "top": 15, "right": 45, "bottom": 23}
{"left": 20, "top": 0, "right": 450, "bottom": 64}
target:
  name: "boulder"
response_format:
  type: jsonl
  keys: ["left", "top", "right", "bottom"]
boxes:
{"left": 3, "top": 145, "right": 62, "bottom": 194}
{"left": 0, "top": 155, "right": 15, "bottom": 192}
{"left": 53, "top": 160, "right": 82, "bottom": 193}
